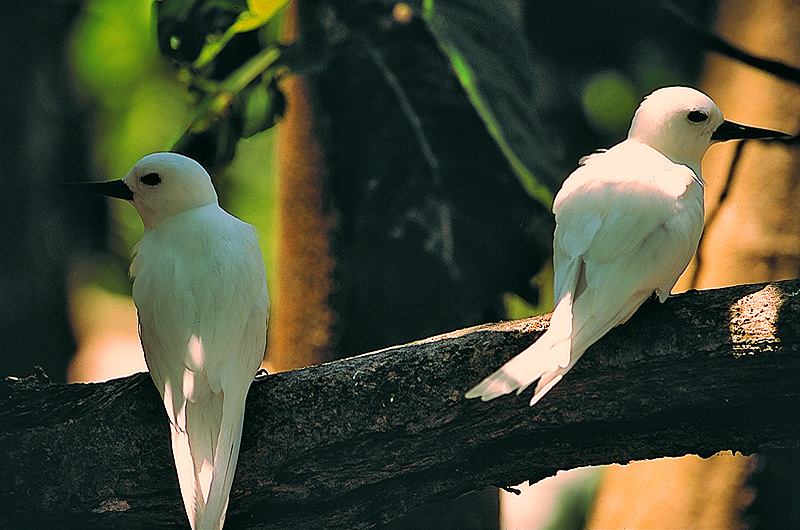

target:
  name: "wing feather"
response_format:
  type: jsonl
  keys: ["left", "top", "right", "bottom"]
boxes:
{"left": 557, "top": 140, "right": 703, "bottom": 351}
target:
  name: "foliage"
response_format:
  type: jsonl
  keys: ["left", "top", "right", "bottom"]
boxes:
{"left": 154, "top": 0, "right": 558, "bottom": 206}
{"left": 308, "top": 1, "right": 556, "bottom": 354}
{"left": 155, "top": 0, "right": 290, "bottom": 168}
{"left": 416, "top": 0, "right": 558, "bottom": 206}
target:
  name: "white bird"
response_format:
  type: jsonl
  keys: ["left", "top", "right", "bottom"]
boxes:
{"left": 67, "top": 153, "right": 269, "bottom": 529}
{"left": 466, "top": 86, "right": 788, "bottom": 407}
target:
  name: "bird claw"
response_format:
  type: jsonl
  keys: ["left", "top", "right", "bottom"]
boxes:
{"left": 500, "top": 485, "right": 522, "bottom": 495}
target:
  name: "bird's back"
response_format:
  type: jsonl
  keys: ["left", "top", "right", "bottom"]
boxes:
{"left": 131, "top": 204, "right": 268, "bottom": 530}
{"left": 554, "top": 140, "right": 704, "bottom": 350}
{"left": 132, "top": 205, "right": 268, "bottom": 405}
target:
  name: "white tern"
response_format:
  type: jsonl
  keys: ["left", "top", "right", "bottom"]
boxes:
{"left": 67, "top": 153, "right": 269, "bottom": 529}
{"left": 466, "top": 86, "right": 788, "bottom": 407}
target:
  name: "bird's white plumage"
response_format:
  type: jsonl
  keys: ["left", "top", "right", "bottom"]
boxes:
{"left": 124, "top": 153, "right": 269, "bottom": 530}
{"left": 466, "top": 87, "right": 732, "bottom": 405}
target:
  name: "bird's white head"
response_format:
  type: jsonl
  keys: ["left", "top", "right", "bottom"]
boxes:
{"left": 627, "top": 86, "right": 788, "bottom": 176}
{"left": 121, "top": 153, "right": 219, "bottom": 229}
{"left": 628, "top": 87, "right": 724, "bottom": 175}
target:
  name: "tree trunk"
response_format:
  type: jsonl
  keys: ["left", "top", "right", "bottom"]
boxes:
{"left": 0, "top": 0, "right": 99, "bottom": 382}
{"left": 268, "top": 72, "right": 338, "bottom": 371}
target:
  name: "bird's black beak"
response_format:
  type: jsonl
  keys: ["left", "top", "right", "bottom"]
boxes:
{"left": 60, "top": 179, "right": 134, "bottom": 201}
{"left": 711, "top": 120, "right": 790, "bottom": 141}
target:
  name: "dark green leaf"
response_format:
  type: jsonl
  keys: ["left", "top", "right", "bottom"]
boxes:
{"left": 155, "top": 0, "right": 247, "bottom": 63}
{"left": 240, "top": 78, "right": 286, "bottom": 138}
{"left": 412, "top": 0, "right": 559, "bottom": 207}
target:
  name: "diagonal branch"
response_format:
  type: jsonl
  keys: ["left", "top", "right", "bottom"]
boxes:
{"left": 649, "top": 0, "right": 800, "bottom": 84}
{"left": 3, "top": 279, "right": 800, "bottom": 529}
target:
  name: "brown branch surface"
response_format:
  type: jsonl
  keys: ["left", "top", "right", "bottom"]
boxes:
{"left": 2, "top": 279, "right": 800, "bottom": 529}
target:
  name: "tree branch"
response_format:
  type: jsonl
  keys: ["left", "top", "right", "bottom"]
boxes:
{"left": 646, "top": 0, "right": 800, "bottom": 85}
{"left": 3, "top": 279, "right": 800, "bottom": 529}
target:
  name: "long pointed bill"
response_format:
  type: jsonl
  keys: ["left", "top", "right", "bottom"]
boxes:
{"left": 60, "top": 179, "right": 133, "bottom": 201}
{"left": 711, "top": 120, "right": 790, "bottom": 141}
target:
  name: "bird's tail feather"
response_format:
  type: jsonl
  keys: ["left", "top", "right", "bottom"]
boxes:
{"left": 529, "top": 372, "right": 564, "bottom": 406}
{"left": 171, "top": 425, "right": 202, "bottom": 530}
{"left": 198, "top": 405, "right": 246, "bottom": 530}
{"left": 466, "top": 293, "right": 576, "bottom": 403}
{"left": 523, "top": 289, "right": 653, "bottom": 406}
{"left": 465, "top": 325, "right": 569, "bottom": 402}
{"left": 169, "top": 390, "right": 226, "bottom": 530}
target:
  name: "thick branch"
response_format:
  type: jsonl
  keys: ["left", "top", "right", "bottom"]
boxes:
{"left": 3, "top": 279, "right": 800, "bottom": 529}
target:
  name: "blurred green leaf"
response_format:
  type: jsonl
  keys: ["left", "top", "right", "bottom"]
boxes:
{"left": 71, "top": 0, "right": 159, "bottom": 98}
{"left": 581, "top": 71, "right": 638, "bottom": 136}
{"left": 156, "top": 0, "right": 287, "bottom": 166}
{"left": 193, "top": 0, "right": 289, "bottom": 69}
{"left": 240, "top": 77, "right": 286, "bottom": 138}
{"left": 417, "top": 0, "right": 558, "bottom": 208}
{"left": 155, "top": 0, "right": 247, "bottom": 63}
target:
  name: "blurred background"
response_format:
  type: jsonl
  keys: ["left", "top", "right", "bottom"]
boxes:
{"left": 1, "top": 0, "right": 798, "bottom": 528}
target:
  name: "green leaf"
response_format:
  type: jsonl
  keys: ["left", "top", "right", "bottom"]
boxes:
{"left": 170, "top": 46, "right": 282, "bottom": 164}
{"left": 232, "top": 0, "right": 288, "bottom": 32}
{"left": 192, "top": 0, "right": 289, "bottom": 69}
{"left": 155, "top": 0, "right": 247, "bottom": 62}
{"left": 416, "top": 0, "right": 556, "bottom": 208}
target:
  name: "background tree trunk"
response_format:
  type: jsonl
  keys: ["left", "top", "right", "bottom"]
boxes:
{"left": 0, "top": 0, "right": 100, "bottom": 382}
{"left": 268, "top": 72, "right": 338, "bottom": 371}
{"left": 267, "top": 2, "right": 557, "bottom": 527}
{"left": 589, "top": 1, "right": 800, "bottom": 528}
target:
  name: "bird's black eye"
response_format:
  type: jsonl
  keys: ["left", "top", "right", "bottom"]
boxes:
{"left": 687, "top": 110, "right": 708, "bottom": 123}
{"left": 140, "top": 172, "right": 161, "bottom": 186}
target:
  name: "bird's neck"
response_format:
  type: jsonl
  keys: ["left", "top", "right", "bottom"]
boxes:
{"left": 629, "top": 138, "right": 705, "bottom": 185}
{"left": 141, "top": 203, "right": 221, "bottom": 232}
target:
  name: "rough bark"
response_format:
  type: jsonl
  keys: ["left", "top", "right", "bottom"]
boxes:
{"left": 3, "top": 279, "right": 800, "bottom": 530}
